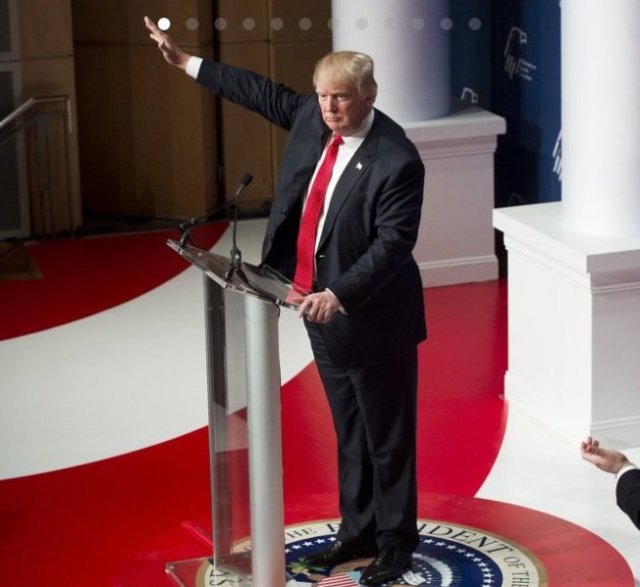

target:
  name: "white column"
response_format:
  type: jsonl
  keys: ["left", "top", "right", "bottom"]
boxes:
{"left": 562, "top": 0, "right": 640, "bottom": 237}
{"left": 331, "top": 0, "right": 450, "bottom": 122}
{"left": 494, "top": 1, "right": 640, "bottom": 446}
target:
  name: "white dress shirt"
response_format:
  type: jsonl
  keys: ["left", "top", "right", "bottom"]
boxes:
{"left": 306, "top": 111, "right": 374, "bottom": 252}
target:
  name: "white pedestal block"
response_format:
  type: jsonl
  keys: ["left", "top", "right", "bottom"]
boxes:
{"left": 494, "top": 202, "right": 640, "bottom": 446}
{"left": 406, "top": 102, "right": 506, "bottom": 288}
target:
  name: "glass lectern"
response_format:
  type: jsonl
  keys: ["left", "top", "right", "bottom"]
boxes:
{"left": 165, "top": 239, "right": 301, "bottom": 587}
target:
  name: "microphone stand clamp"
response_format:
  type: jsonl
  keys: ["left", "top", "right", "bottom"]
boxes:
{"left": 178, "top": 227, "right": 192, "bottom": 247}
{"left": 225, "top": 245, "right": 242, "bottom": 281}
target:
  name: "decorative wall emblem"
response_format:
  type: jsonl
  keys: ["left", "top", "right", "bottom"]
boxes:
{"left": 460, "top": 87, "right": 479, "bottom": 104}
{"left": 504, "top": 27, "right": 537, "bottom": 81}
{"left": 552, "top": 130, "right": 562, "bottom": 181}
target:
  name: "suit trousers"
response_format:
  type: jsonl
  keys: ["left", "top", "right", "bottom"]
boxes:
{"left": 305, "top": 321, "right": 420, "bottom": 552}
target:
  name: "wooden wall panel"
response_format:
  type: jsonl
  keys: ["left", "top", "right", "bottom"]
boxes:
{"left": 18, "top": 0, "right": 73, "bottom": 58}
{"left": 71, "top": 0, "right": 129, "bottom": 45}
{"left": 131, "top": 45, "right": 217, "bottom": 218}
{"left": 128, "top": 0, "right": 214, "bottom": 46}
{"left": 267, "top": 0, "right": 331, "bottom": 42}
{"left": 215, "top": 0, "right": 268, "bottom": 44}
{"left": 72, "top": 1, "right": 218, "bottom": 220}
{"left": 75, "top": 43, "right": 217, "bottom": 219}
{"left": 73, "top": 45, "right": 136, "bottom": 216}
{"left": 218, "top": 41, "right": 272, "bottom": 215}
{"left": 73, "top": 0, "right": 213, "bottom": 46}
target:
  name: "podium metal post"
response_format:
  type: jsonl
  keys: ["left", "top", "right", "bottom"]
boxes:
{"left": 244, "top": 295, "right": 285, "bottom": 586}
{"left": 165, "top": 240, "right": 295, "bottom": 586}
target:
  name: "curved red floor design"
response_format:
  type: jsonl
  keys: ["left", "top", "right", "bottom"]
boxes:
{"left": 1, "top": 447, "right": 631, "bottom": 586}
{"left": 0, "top": 225, "right": 226, "bottom": 341}
{"left": 0, "top": 231, "right": 631, "bottom": 585}
{"left": 424, "top": 493, "right": 633, "bottom": 585}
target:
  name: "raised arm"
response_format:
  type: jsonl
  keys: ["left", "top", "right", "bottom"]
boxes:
{"left": 144, "top": 16, "right": 192, "bottom": 70}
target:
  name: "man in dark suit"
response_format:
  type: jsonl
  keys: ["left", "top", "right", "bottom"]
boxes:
{"left": 146, "top": 17, "right": 427, "bottom": 586}
{"left": 581, "top": 436, "right": 640, "bottom": 530}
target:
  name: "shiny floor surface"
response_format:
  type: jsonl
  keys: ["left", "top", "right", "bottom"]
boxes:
{"left": 1, "top": 220, "right": 638, "bottom": 586}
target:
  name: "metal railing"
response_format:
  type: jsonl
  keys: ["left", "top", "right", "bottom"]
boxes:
{"left": 0, "top": 95, "right": 74, "bottom": 239}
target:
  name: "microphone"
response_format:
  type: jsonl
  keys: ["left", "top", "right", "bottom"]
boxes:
{"left": 225, "top": 172, "right": 254, "bottom": 280}
{"left": 178, "top": 172, "right": 253, "bottom": 247}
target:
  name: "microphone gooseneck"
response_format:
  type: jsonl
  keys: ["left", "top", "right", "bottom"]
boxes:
{"left": 225, "top": 172, "right": 254, "bottom": 281}
{"left": 177, "top": 172, "right": 253, "bottom": 249}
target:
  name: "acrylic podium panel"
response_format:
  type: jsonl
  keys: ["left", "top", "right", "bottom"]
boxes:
{"left": 166, "top": 240, "right": 299, "bottom": 587}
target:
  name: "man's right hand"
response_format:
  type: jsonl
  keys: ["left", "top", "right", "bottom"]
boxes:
{"left": 144, "top": 16, "right": 191, "bottom": 70}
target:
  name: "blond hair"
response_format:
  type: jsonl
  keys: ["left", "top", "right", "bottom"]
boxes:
{"left": 313, "top": 51, "right": 378, "bottom": 99}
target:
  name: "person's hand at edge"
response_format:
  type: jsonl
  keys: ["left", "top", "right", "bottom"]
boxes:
{"left": 581, "top": 436, "right": 631, "bottom": 475}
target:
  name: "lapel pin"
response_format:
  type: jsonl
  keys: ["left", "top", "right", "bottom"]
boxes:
{"left": 356, "top": 162, "right": 363, "bottom": 170}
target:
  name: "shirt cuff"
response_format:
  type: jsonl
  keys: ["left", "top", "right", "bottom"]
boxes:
{"left": 616, "top": 464, "right": 637, "bottom": 481}
{"left": 186, "top": 56, "right": 203, "bottom": 79}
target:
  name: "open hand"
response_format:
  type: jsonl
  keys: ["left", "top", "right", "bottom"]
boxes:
{"left": 144, "top": 16, "right": 191, "bottom": 69}
{"left": 580, "top": 436, "right": 630, "bottom": 474}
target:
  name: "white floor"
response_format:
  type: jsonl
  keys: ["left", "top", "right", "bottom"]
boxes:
{"left": 478, "top": 404, "right": 640, "bottom": 583}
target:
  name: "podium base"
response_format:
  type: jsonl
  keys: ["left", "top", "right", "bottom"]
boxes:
{"left": 166, "top": 553, "right": 252, "bottom": 587}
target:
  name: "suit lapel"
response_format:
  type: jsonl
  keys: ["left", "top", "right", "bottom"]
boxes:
{"left": 317, "top": 132, "right": 380, "bottom": 249}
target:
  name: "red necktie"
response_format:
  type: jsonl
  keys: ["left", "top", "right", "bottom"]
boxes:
{"left": 293, "top": 135, "right": 344, "bottom": 292}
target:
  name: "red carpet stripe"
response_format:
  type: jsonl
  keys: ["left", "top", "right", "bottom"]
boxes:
{"left": 0, "top": 225, "right": 226, "bottom": 341}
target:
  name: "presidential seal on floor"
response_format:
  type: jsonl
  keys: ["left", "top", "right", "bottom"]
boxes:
{"left": 282, "top": 519, "right": 547, "bottom": 586}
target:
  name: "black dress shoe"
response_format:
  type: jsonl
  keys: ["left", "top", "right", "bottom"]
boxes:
{"left": 359, "top": 548, "right": 413, "bottom": 586}
{"left": 305, "top": 540, "right": 378, "bottom": 567}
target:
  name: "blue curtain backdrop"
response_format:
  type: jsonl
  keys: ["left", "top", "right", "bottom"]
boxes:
{"left": 449, "top": 0, "right": 562, "bottom": 208}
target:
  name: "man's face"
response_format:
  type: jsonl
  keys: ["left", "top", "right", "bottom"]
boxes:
{"left": 315, "top": 73, "right": 374, "bottom": 136}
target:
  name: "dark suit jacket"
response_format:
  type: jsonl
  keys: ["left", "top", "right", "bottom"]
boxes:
{"left": 617, "top": 469, "right": 640, "bottom": 530}
{"left": 197, "top": 60, "right": 427, "bottom": 368}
